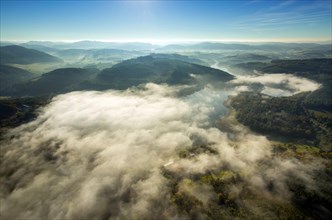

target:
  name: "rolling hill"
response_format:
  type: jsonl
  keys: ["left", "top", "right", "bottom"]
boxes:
{"left": 0, "top": 65, "right": 35, "bottom": 93}
{"left": 97, "top": 55, "right": 233, "bottom": 89}
{"left": 53, "top": 48, "right": 144, "bottom": 63}
{"left": 4, "top": 68, "right": 98, "bottom": 96}
{"left": 3, "top": 54, "right": 233, "bottom": 96}
{"left": 0, "top": 45, "right": 62, "bottom": 64}
{"left": 148, "top": 53, "right": 207, "bottom": 65}
{"left": 233, "top": 58, "right": 332, "bottom": 77}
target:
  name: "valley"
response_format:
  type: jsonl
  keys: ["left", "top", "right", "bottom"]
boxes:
{"left": 1, "top": 0, "right": 332, "bottom": 219}
{"left": 0, "top": 41, "right": 331, "bottom": 220}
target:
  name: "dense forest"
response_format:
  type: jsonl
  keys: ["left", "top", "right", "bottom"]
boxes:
{"left": 230, "top": 92, "right": 332, "bottom": 151}
{"left": 160, "top": 141, "right": 332, "bottom": 220}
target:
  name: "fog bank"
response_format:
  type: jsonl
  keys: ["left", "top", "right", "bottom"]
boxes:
{"left": 0, "top": 83, "right": 327, "bottom": 219}
{"left": 230, "top": 73, "right": 321, "bottom": 97}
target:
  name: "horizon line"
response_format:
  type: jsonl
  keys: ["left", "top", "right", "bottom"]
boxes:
{"left": 1, "top": 38, "right": 331, "bottom": 45}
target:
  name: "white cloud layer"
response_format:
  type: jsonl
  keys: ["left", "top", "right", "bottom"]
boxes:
{"left": 230, "top": 73, "right": 321, "bottom": 96}
{"left": 0, "top": 83, "right": 326, "bottom": 219}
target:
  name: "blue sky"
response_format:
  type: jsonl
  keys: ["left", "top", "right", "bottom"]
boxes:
{"left": 0, "top": 0, "right": 331, "bottom": 43}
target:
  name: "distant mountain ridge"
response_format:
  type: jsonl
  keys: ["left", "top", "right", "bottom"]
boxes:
{"left": 2, "top": 40, "right": 330, "bottom": 53}
{"left": 20, "top": 41, "right": 158, "bottom": 50}
{"left": 158, "top": 42, "right": 332, "bottom": 52}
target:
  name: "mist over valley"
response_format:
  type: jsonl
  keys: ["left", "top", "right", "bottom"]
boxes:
{"left": 1, "top": 0, "right": 332, "bottom": 219}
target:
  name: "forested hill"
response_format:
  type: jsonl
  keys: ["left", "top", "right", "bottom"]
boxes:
{"left": 231, "top": 92, "right": 332, "bottom": 151}
{"left": 2, "top": 55, "right": 234, "bottom": 96}
{"left": 3, "top": 68, "right": 98, "bottom": 97}
{"left": 97, "top": 55, "right": 234, "bottom": 89}
{"left": 0, "top": 65, "right": 34, "bottom": 92}
{"left": 0, "top": 45, "right": 63, "bottom": 64}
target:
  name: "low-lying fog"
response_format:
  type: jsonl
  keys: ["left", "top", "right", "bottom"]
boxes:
{"left": 231, "top": 74, "right": 321, "bottom": 97}
{"left": 0, "top": 68, "right": 326, "bottom": 219}
{"left": 212, "top": 62, "right": 321, "bottom": 97}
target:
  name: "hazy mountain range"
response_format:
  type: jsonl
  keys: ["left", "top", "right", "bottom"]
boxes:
{"left": 2, "top": 40, "right": 331, "bottom": 52}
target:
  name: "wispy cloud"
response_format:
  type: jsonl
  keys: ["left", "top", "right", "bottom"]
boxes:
{"left": 232, "top": 0, "right": 331, "bottom": 33}
{"left": 268, "top": 0, "right": 296, "bottom": 11}
{"left": 245, "top": 0, "right": 262, "bottom": 5}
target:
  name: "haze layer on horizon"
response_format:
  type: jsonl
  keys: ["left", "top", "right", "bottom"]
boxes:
{"left": 0, "top": 0, "right": 331, "bottom": 43}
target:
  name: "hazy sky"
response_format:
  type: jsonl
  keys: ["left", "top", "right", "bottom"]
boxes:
{"left": 1, "top": 0, "right": 331, "bottom": 43}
